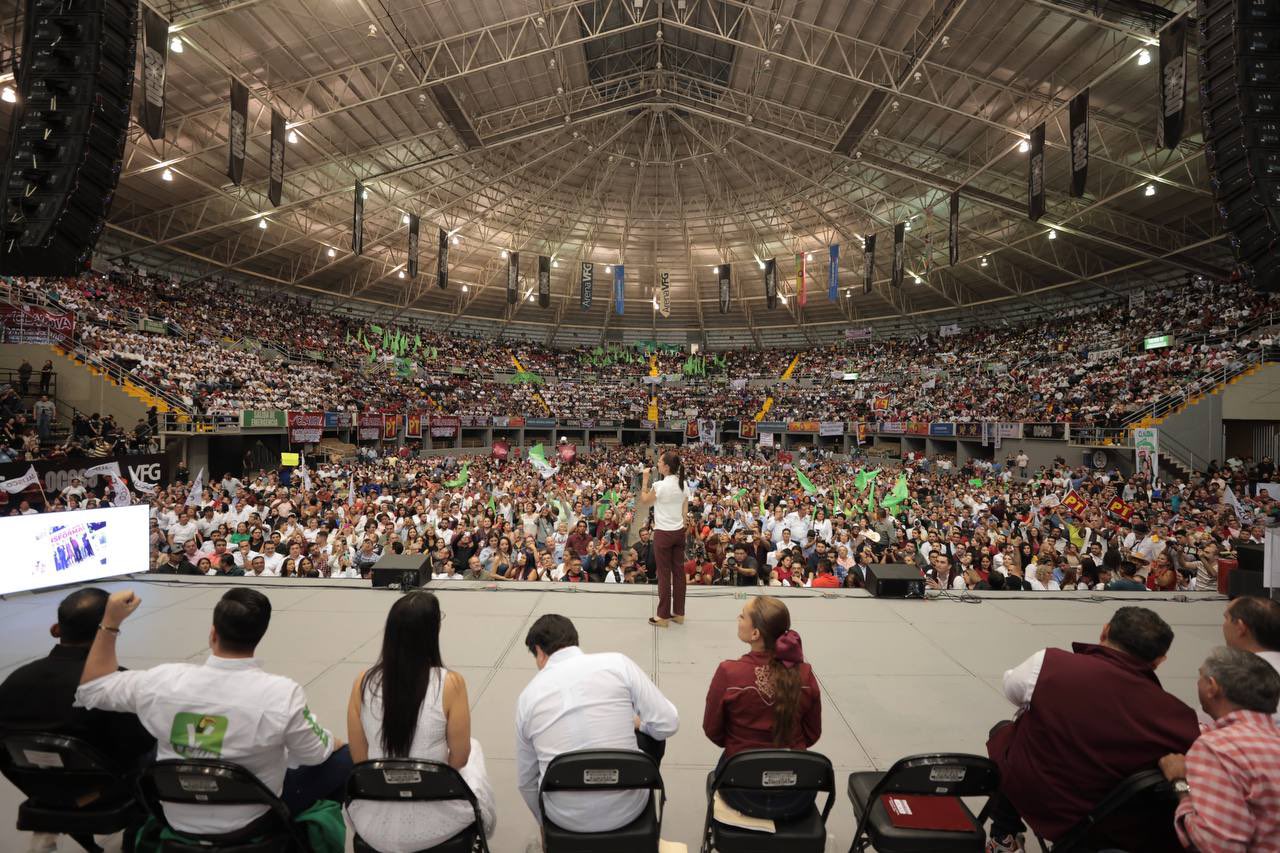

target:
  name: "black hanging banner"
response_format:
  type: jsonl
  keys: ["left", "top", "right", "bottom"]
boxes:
{"left": 1158, "top": 20, "right": 1187, "bottom": 151}
{"left": 764, "top": 258, "right": 777, "bottom": 309}
{"left": 718, "top": 264, "right": 731, "bottom": 314}
{"left": 407, "top": 215, "right": 420, "bottom": 279}
{"left": 268, "top": 110, "right": 285, "bottom": 206}
{"left": 948, "top": 193, "right": 960, "bottom": 266}
{"left": 863, "top": 234, "right": 875, "bottom": 294}
{"left": 1028, "top": 123, "right": 1046, "bottom": 221}
{"left": 353, "top": 183, "right": 364, "bottom": 255}
{"left": 891, "top": 223, "right": 905, "bottom": 288}
{"left": 537, "top": 255, "right": 551, "bottom": 308}
{"left": 437, "top": 229, "right": 450, "bottom": 290}
{"left": 507, "top": 252, "right": 519, "bottom": 304}
{"left": 228, "top": 80, "right": 248, "bottom": 186}
{"left": 140, "top": 9, "right": 168, "bottom": 140}
{"left": 1069, "top": 88, "right": 1089, "bottom": 198}
{"left": 580, "top": 262, "right": 593, "bottom": 310}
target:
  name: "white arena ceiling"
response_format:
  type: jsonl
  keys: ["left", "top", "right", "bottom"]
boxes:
{"left": 59, "top": 0, "right": 1229, "bottom": 338}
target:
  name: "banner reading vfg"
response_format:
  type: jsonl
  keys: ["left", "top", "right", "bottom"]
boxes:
{"left": 287, "top": 411, "right": 323, "bottom": 444}
{"left": 430, "top": 415, "right": 460, "bottom": 439}
{"left": 240, "top": 410, "right": 286, "bottom": 429}
{"left": 0, "top": 454, "right": 167, "bottom": 498}
{"left": 0, "top": 305, "right": 75, "bottom": 343}
{"left": 357, "top": 413, "right": 382, "bottom": 441}
{"left": 1134, "top": 427, "right": 1159, "bottom": 487}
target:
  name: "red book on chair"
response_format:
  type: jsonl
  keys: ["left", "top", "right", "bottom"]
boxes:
{"left": 880, "top": 794, "right": 973, "bottom": 832}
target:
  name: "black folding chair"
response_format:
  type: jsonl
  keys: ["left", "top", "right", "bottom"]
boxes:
{"left": 848, "top": 753, "right": 1000, "bottom": 853}
{"left": 0, "top": 732, "right": 145, "bottom": 853}
{"left": 1036, "top": 768, "right": 1179, "bottom": 853}
{"left": 135, "top": 759, "right": 304, "bottom": 852}
{"left": 702, "top": 749, "right": 836, "bottom": 853}
{"left": 345, "top": 758, "right": 489, "bottom": 853}
{"left": 538, "top": 749, "right": 665, "bottom": 853}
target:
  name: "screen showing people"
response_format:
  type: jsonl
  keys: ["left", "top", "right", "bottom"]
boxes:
{"left": 0, "top": 504, "right": 149, "bottom": 595}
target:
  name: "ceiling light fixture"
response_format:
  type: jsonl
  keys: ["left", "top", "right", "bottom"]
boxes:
{"left": 713, "top": 266, "right": 720, "bottom": 274}
{"left": 1144, "top": 183, "right": 1156, "bottom": 196}
{"left": 980, "top": 256, "right": 989, "bottom": 267}
{"left": 528, "top": 294, "right": 535, "bottom": 302}
{"left": 327, "top": 248, "right": 336, "bottom": 257}
{"left": 1, "top": 86, "right": 15, "bottom": 103}
{"left": 169, "top": 36, "right": 183, "bottom": 53}
{"left": 501, "top": 249, "right": 509, "bottom": 258}
{"left": 913, "top": 274, "right": 922, "bottom": 284}
{"left": 1048, "top": 228, "right": 1057, "bottom": 239}
{"left": 362, "top": 189, "right": 369, "bottom": 200}
{"left": 553, "top": 259, "right": 559, "bottom": 268}
{"left": 462, "top": 284, "right": 469, "bottom": 292}
{"left": 258, "top": 219, "right": 267, "bottom": 230}
{"left": 1137, "top": 48, "right": 1151, "bottom": 66}
{"left": 368, "top": 24, "right": 377, "bottom": 36}
{"left": 398, "top": 270, "right": 405, "bottom": 279}
{"left": 451, "top": 235, "right": 460, "bottom": 245}
{"left": 779, "top": 294, "right": 788, "bottom": 304}
{"left": 402, "top": 214, "right": 410, "bottom": 224}
{"left": 287, "top": 130, "right": 298, "bottom": 144}
{"left": 757, "top": 259, "right": 766, "bottom": 270}
{"left": 1018, "top": 139, "right": 1030, "bottom": 153}
{"left": 605, "top": 265, "right": 612, "bottom": 272}
{"left": 161, "top": 168, "right": 174, "bottom": 182}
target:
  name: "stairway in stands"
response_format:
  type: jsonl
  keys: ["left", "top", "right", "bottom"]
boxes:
{"left": 54, "top": 346, "right": 178, "bottom": 416}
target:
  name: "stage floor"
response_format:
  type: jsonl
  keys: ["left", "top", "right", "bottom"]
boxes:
{"left": 0, "top": 578, "right": 1230, "bottom": 852}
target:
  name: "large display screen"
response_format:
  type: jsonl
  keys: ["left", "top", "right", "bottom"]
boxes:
{"left": 0, "top": 504, "right": 150, "bottom": 595}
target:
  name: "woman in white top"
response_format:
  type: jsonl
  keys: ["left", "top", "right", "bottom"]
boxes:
{"left": 346, "top": 591, "right": 497, "bottom": 852}
{"left": 639, "top": 449, "right": 690, "bottom": 627}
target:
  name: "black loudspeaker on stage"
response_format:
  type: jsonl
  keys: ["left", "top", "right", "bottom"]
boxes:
{"left": 371, "top": 553, "right": 431, "bottom": 590}
{"left": 0, "top": 0, "right": 138, "bottom": 276}
{"left": 1199, "top": 0, "right": 1280, "bottom": 291}
{"left": 866, "top": 563, "right": 925, "bottom": 598}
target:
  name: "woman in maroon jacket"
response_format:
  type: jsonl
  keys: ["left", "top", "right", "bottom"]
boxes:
{"left": 703, "top": 596, "right": 822, "bottom": 818}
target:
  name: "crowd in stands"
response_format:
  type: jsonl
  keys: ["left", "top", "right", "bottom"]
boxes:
{"left": 3, "top": 269, "right": 1276, "bottom": 432}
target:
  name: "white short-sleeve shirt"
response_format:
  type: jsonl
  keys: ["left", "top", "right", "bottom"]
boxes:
{"left": 652, "top": 474, "right": 686, "bottom": 532}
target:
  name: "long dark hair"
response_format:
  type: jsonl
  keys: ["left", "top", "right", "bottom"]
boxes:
{"left": 660, "top": 449, "right": 686, "bottom": 491}
{"left": 361, "top": 591, "right": 445, "bottom": 758}
{"left": 747, "top": 596, "right": 803, "bottom": 745}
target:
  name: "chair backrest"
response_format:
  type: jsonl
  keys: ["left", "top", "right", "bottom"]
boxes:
{"left": 870, "top": 753, "right": 1000, "bottom": 799}
{"left": 346, "top": 758, "right": 478, "bottom": 804}
{"left": 0, "top": 732, "right": 123, "bottom": 808}
{"left": 1054, "top": 768, "right": 1178, "bottom": 852}
{"left": 711, "top": 749, "right": 836, "bottom": 822}
{"left": 537, "top": 749, "right": 665, "bottom": 826}
{"left": 136, "top": 759, "right": 294, "bottom": 840}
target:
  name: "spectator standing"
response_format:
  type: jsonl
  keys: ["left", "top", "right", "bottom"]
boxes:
{"left": 640, "top": 449, "right": 690, "bottom": 627}
{"left": 17, "top": 358, "right": 32, "bottom": 395}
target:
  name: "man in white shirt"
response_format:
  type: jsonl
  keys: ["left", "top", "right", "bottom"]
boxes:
{"left": 1222, "top": 596, "right": 1280, "bottom": 723}
{"left": 516, "top": 614, "right": 679, "bottom": 834}
{"left": 76, "top": 588, "right": 350, "bottom": 835}
{"left": 167, "top": 511, "right": 200, "bottom": 550}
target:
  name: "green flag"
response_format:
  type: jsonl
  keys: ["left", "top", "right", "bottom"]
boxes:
{"left": 487, "top": 494, "right": 496, "bottom": 513}
{"left": 733, "top": 487, "right": 749, "bottom": 502}
{"left": 854, "top": 468, "right": 881, "bottom": 491}
{"left": 443, "top": 461, "right": 469, "bottom": 488}
{"left": 832, "top": 484, "right": 842, "bottom": 515}
{"left": 969, "top": 478, "right": 984, "bottom": 487}
{"left": 794, "top": 466, "right": 818, "bottom": 495}
{"left": 865, "top": 486, "right": 876, "bottom": 516}
{"left": 880, "top": 473, "right": 909, "bottom": 508}
{"left": 529, "top": 444, "right": 547, "bottom": 465}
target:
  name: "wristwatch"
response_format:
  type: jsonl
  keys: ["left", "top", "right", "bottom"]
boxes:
{"left": 1171, "top": 778, "right": 1191, "bottom": 797}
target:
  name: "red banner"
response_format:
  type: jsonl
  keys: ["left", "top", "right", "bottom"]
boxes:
{"left": 1106, "top": 496, "right": 1133, "bottom": 521}
{"left": 405, "top": 412, "right": 422, "bottom": 438}
{"left": 0, "top": 305, "right": 76, "bottom": 343}
{"left": 492, "top": 439, "right": 510, "bottom": 461}
{"left": 686, "top": 421, "right": 700, "bottom": 439}
{"left": 1062, "top": 489, "right": 1088, "bottom": 516}
{"left": 382, "top": 414, "right": 400, "bottom": 440}
{"left": 739, "top": 420, "right": 757, "bottom": 439}
{"left": 357, "top": 413, "right": 381, "bottom": 441}
{"left": 788, "top": 420, "right": 820, "bottom": 433}
{"left": 873, "top": 397, "right": 890, "bottom": 411}
{"left": 430, "top": 415, "right": 460, "bottom": 439}
{"left": 286, "top": 411, "right": 323, "bottom": 444}
{"left": 905, "top": 421, "right": 930, "bottom": 436}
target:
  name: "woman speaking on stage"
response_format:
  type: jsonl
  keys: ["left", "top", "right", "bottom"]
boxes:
{"left": 640, "top": 449, "right": 690, "bottom": 627}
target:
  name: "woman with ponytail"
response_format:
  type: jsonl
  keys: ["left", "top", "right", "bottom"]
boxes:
{"left": 703, "top": 596, "right": 822, "bottom": 818}
{"left": 639, "top": 448, "right": 691, "bottom": 627}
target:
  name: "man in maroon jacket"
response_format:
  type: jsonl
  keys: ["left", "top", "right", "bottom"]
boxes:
{"left": 986, "top": 606, "right": 1199, "bottom": 852}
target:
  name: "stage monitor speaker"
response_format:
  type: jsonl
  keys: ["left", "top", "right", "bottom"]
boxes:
{"left": 1198, "top": 0, "right": 1280, "bottom": 291}
{"left": 866, "top": 563, "right": 925, "bottom": 598}
{"left": 1236, "top": 541, "right": 1264, "bottom": 574}
{"left": 1229, "top": 564, "right": 1266, "bottom": 598}
{"left": 0, "top": 0, "right": 138, "bottom": 276}
{"left": 371, "top": 553, "right": 430, "bottom": 589}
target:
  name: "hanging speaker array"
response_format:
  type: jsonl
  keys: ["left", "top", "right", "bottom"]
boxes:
{"left": 1199, "top": 0, "right": 1280, "bottom": 290}
{"left": 0, "top": 0, "right": 139, "bottom": 275}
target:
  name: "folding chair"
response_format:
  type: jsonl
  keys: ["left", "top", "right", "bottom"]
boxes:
{"left": 135, "top": 759, "right": 304, "bottom": 852}
{"left": 0, "top": 732, "right": 145, "bottom": 853}
{"left": 345, "top": 758, "right": 489, "bottom": 853}
{"left": 538, "top": 749, "right": 665, "bottom": 853}
{"left": 848, "top": 753, "right": 1000, "bottom": 852}
{"left": 702, "top": 749, "right": 836, "bottom": 853}
{"left": 1036, "top": 768, "right": 1179, "bottom": 853}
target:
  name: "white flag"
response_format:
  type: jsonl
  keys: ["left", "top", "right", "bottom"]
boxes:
{"left": 111, "top": 476, "right": 132, "bottom": 507}
{"left": 0, "top": 466, "right": 39, "bottom": 494}
{"left": 1224, "top": 486, "right": 1250, "bottom": 525}
{"left": 132, "top": 479, "right": 157, "bottom": 495}
{"left": 300, "top": 454, "right": 313, "bottom": 492}
{"left": 185, "top": 467, "right": 205, "bottom": 507}
{"left": 83, "top": 461, "right": 123, "bottom": 481}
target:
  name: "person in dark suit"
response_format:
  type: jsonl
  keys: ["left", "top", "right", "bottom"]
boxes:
{"left": 0, "top": 587, "right": 155, "bottom": 772}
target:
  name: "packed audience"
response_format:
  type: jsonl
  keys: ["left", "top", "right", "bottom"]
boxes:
{"left": 1, "top": 442, "right": 1279, "bottom": 851}
{"left": 4, "top": 268, "right": 1276, "bottom": 428}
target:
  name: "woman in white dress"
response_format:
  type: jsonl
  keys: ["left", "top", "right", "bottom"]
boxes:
{"left": 346, "top": 591, "right": 497, "bottom": 851}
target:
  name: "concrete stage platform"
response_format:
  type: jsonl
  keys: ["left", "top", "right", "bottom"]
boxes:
{"left": 0, "top": 578, "right": 1231, "bottom": 852}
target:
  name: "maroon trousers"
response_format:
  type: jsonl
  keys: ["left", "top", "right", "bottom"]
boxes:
{"left": 653, "top": 528, "right": 687, "bottom": 619}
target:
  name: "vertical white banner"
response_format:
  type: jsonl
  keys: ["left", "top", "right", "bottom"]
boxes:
{"left": 1134, "top": 427, "right": 1159, "bottom": 487}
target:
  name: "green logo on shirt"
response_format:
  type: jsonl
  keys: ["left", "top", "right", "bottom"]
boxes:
{"left": 170, "top": 713, "right": 228, "bottom": 758}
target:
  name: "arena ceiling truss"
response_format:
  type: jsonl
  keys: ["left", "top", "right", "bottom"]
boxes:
{"left": 34, "top": 0, "right": 1224, "bottom": 339}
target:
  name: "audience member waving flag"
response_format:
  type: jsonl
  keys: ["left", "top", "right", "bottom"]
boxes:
{"left": 185, "top": 468, "right": 204, "bottom": 507}
{"left": 880, "top": 473, "right": 909, "bottom": 510}
{"left": 794, "top": 466, "right": 818, "bottom": 495}
{"left": 528, "top": 444, "right": 559, "bottom": 479}
{"left": 0, "top": 466, "right": 39, "bottom": 494}
{"left": 854, "top": 468, "right": 881, "bottom": 491}
{"left": 444, "top": 462, "right": 470, "bottom": 488}
{"left": 111, "top": 476, "right": 131, "bottom": 507}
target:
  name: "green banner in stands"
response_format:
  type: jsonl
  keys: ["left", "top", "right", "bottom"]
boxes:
{"left": 240, "top": 410, "right": 287, "bottom": 428}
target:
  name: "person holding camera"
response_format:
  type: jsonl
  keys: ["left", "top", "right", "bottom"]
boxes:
{"left": 640, "top": 449, "right": 691, "bottom": 627}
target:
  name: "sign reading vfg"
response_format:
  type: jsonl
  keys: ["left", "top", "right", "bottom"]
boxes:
{"left": 1143, "top": 334, "right": 1173, "bottom": 350}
